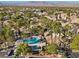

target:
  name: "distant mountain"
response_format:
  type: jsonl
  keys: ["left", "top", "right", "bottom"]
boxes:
{"left": 0, "top": 1, "right": 79, "bottom": 7}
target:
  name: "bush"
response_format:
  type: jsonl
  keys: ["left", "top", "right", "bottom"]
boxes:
{"left": 45, "top": 43, "right": 58, "bottom": 54}
{"left": 70, "top": 34, "right": 79, "bottom": 50}
{"left": 14, "top": 43, "right": 31, "bottom": 57}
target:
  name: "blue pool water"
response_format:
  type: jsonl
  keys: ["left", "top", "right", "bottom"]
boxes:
{"left": 23, "top": 36, "right": 42, "bottom": 51}
{"left": 23, "top": 36, "right": 40, "bottom": 44}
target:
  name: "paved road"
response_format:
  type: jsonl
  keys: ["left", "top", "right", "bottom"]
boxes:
{"left": 0, "top": 45, "right": 15, "bottom": 58}
{"left": 70, "top": 52, "right": 79, "bottom": 58}
{"left": 28, "top": 55, "right": 48, "bottom": 58}
{"left": 0, "top": 52, "right": 7, "bottom": 58}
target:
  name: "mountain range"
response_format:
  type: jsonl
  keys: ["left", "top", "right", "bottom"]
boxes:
{"left": 0, "top": 1, "right": 79, "bottom": 7}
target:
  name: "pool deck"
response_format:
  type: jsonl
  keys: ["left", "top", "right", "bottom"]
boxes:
{"left": 28, "top": 42, "right": 46, "bottom": 46}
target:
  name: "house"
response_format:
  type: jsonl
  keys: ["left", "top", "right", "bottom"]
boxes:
{"left": 44, "top": 15, "right": 56, "bottom": 21}
{"left": 44, "top": 31, "right": 61, "bottom": 45}
{"left": 3, "top": 20, "right": 9, "bottom": 25}
{"left": 52, "top": 33, "right": 61, "bottom": 45}
{"left": 61, "top": 21, "right": 69, "bottom": 27}
{"left": 71, "top": 18, "right": 79, "bottom": 24}
{"left": 60, "top": 13, "right": 67, "bottom": 20}
{"left": 77, "top": 28, "right": 79, "bottom": 34}
{"left": 3, "top": 16, "right": 9, "bottom": 20}
{"left": 44, "top": 31, "right": 52, "bottom": 44}
{"left": 69, "top": 13, "right": 79, "bottom": 24}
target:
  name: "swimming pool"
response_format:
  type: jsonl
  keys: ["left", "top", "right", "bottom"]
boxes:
{"left": 22, "top": 36, "right": 45, "bottom": 51}
{"left": 23, "top": 36, "right": 41, "bottom": 44}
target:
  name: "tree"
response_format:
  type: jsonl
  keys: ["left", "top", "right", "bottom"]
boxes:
{"left": 70, "top": 34, "right": 79, "bottom": 50}
{"left": 1, "top": 25, "right": 11, "bottom": 41}
{"left": 64, "top": 24, "right": 72, "bottom": 31}
{"left": 45, "top": 43, "right": 58, "bottom": 54}
{"left": 14, "top": 43, "right": 31, "bottom": 57}
{"left": 52, "top": 21, "right": 62, "bottom": 33}
{"left": 62, "top": 24, "right": 72, "bottom": 38}
{"left": 0, "top": 13, "right": 4, "bottom": 21}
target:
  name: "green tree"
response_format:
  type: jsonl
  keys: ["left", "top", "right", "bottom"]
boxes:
{"left": 62, "top": 24, "right": 73, "bottom": 37}
{"left": 1, "top": 25, "right": 11, "bottom": 41}
{"left": 64, "top": 24, "right": 72, "bottom": 31}
{"left": 14, "top": 43, "right": 31, "bottom": 57}
{"left": 70, "top": 34, "right": 79, "bottom": 50}
{"left": 51, "top": 21, "right": 62, "bottom": 33}
{"left": 45, "top": 43, "right": 58, "bottom": 54}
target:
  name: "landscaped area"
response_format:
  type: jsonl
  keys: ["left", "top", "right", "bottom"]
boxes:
{"left": 0, "top": 2, "right": 79, "bottom": 58}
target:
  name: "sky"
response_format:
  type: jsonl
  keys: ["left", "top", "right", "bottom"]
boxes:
{"left": 0, "top": 0, "right": 79, "bottom": 1}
